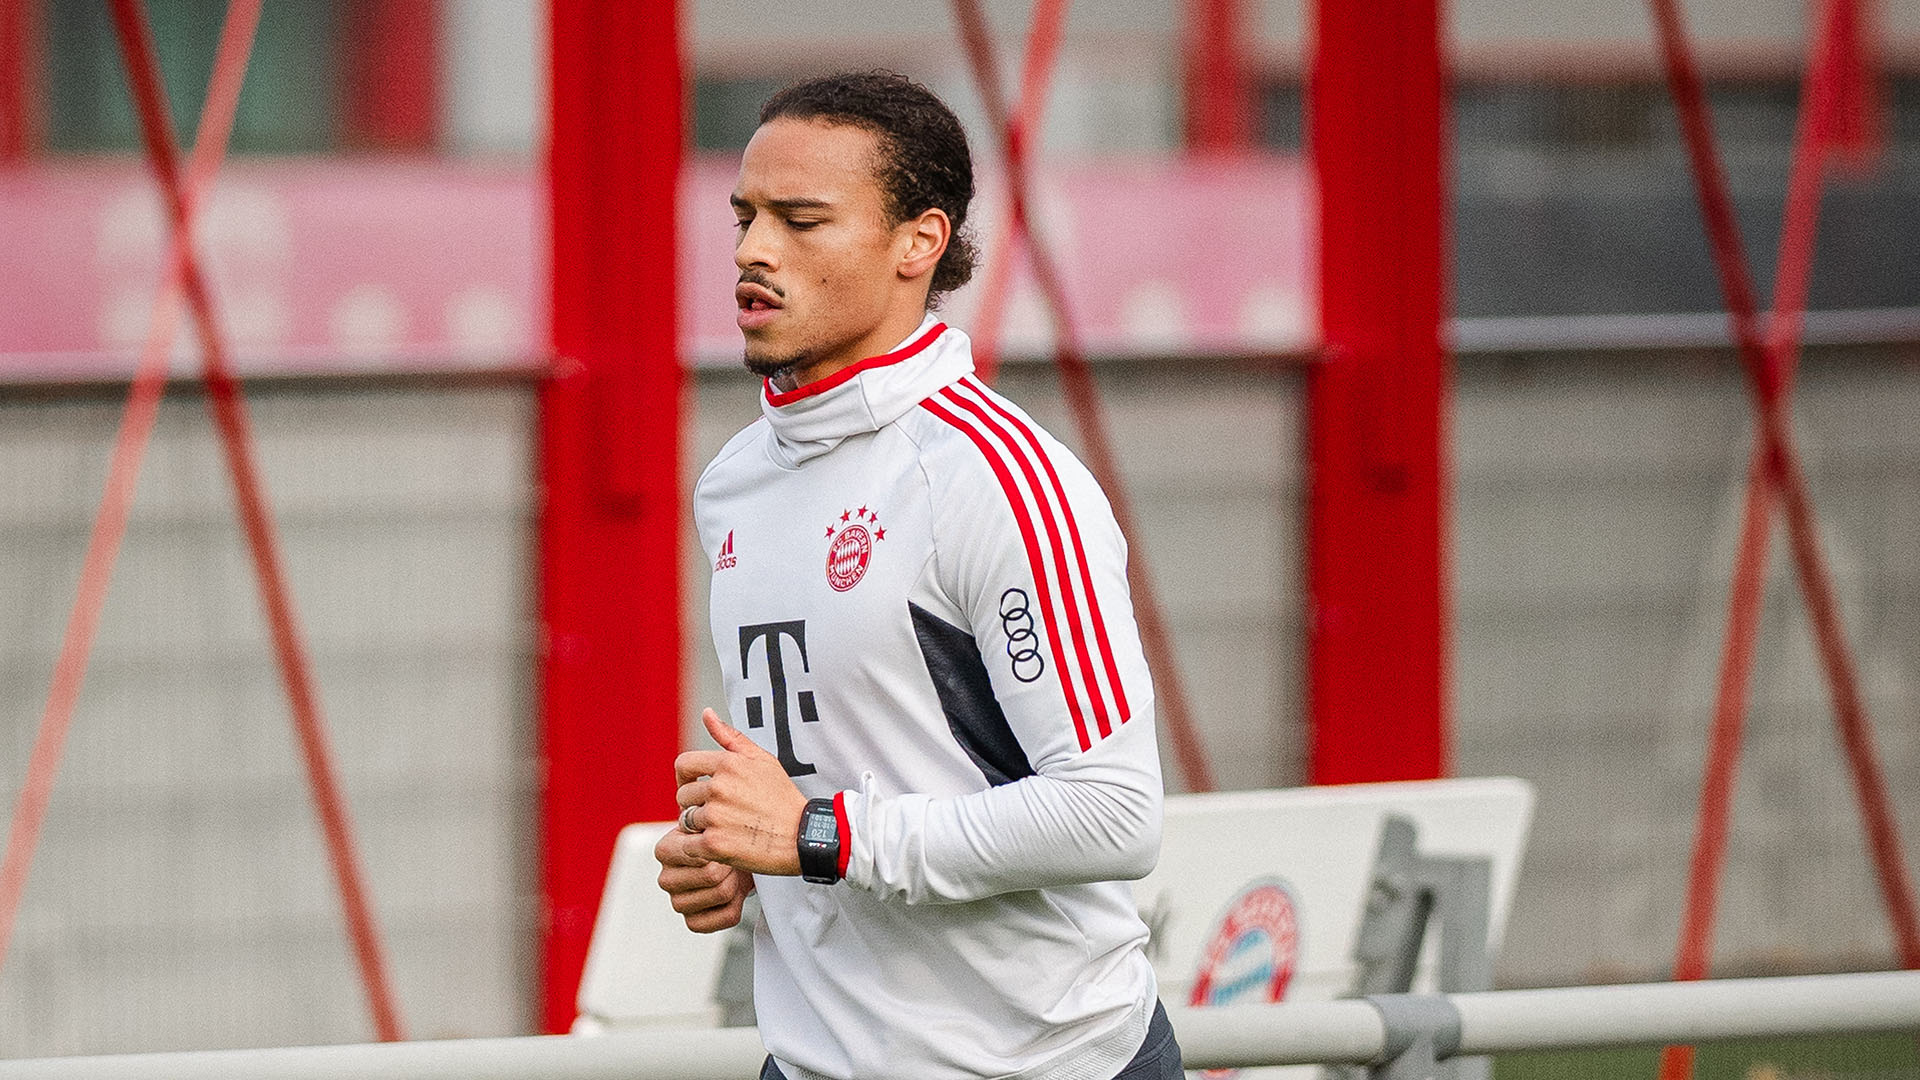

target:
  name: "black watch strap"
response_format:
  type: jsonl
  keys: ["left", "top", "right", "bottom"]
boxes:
{"left": 797, "top": 797, "right": 841, "bottom": 884}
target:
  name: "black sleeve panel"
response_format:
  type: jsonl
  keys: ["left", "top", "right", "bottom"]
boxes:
{"left": 908, "top": 601, "right": 1037, "bottom": 787}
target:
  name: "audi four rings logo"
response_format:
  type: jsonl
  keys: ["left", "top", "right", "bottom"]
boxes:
{"left": 998, "top": 588, "right": 1045, "bottom": 682}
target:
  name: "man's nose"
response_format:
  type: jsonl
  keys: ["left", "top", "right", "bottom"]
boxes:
{"left": 735, "top": 217, "right": 778, "bottom": 271}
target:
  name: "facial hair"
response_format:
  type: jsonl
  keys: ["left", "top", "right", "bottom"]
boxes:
{"left": 742, "top": 343, "right": 807, "bottom": 380}
{"left": 738, "top": 268, "right": 801, "bottom": 379}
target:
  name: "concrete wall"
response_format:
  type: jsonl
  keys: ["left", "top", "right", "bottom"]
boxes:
{"left": 1453, "top": 346, "right": 1920, "bottom": 986}
{"left": 0, "top": 385, "right": 537, "bottom": 1057}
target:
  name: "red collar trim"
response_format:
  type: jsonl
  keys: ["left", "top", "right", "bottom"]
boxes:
{"left": 763, "top": 322, "right": 948, "bottom": 408}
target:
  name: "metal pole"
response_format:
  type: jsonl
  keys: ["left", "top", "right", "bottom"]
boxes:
{"left": 1452, "top": 971, "right": 1920, "bottom": 1054}
{"left": 543, "top": 0, "right": 685, "bottom": 1034}
{"left": 0, "top": 0, "right": 31, "bottom": 161}
{"left": 0, "top": 1029, "right": 771, "bottom": 1080}
{"left": 342, "top": 0, "right": 439, "bottom": 151}
{"left": 7, "top": 972, "right": 1916, "bottom": 1080}
{"left": 1309, "top": 0, "right": 1450, "bottom": 783}
{"left": 1184, "top": 0, "right": 1250, "bottom": 152}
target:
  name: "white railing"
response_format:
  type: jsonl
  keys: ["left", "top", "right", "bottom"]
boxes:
{"left": 2, "top": 971, "right": 1916, "bottom": 1079}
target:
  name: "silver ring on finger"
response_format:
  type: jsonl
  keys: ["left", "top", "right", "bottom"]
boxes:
{"left": 679, "top": 804, "right": 702, "bottom": 834}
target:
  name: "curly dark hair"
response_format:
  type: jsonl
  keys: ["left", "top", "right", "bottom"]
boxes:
{"left": 760, "top": 71, "right": 977, "bottom": 308}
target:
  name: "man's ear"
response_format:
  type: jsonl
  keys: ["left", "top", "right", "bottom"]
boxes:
{"left": 898, "top": 208, "right": 951, "bottom": 282}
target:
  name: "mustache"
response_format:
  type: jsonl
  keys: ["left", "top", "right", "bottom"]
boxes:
{"left": 737, "top": 269, "right": 786, "bottom": 299}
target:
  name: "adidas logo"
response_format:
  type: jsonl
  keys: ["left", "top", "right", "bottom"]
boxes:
{"left": 714, "top": 530, "right": 738, "bottom": 572}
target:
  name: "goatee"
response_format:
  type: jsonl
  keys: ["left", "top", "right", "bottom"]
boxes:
{"left": 743, "top": 345, "right": 806, "bottom": 380}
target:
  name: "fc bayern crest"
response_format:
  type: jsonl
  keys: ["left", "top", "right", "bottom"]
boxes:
{"left": 1188, "top": 879, "right": 1300, "bottom": 1078}
{"left": 823, "top": 505, "right": 886, "bottom": 592}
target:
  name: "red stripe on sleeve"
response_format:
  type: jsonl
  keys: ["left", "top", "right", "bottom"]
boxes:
{"left": 960, "top": 378, "right": 1132, "bottom": 722}
{"left": 832, "top": 791, "right": 852, "bottom": 879}
{"left": 941, "top": 385, "right": 1115, "bottom": 740}
{"left": 922, "top": 397, "right": 1094, "bottom": 751}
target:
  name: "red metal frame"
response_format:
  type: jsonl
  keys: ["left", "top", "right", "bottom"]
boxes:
{"left": 1670, "top": 0, "right": 1837, "bottom": 1011}
{"left": 0, "top": 0, "right": 407, "bottom": 1043}
{"left": 1669, "top": 0, "right": 1849, "bottom": 1014}
{"left": 1824, "top": 0, "right": 1885, "bottom": 166}
{"left": 343, "top": 0, "right": 439, "bottom": 152}
{"left": 952, "top": 0, "right": 1216, "bottom": 793}
{"left": 542, "top": 0, "right": 684, "bottom": 1034}
{"left": 960, "top": 0, "right": 1069, "bottom": 385}
{"left": 1307, "top": 0, "right": 1450, "bottom": 784}
{"left": 1184, "top": 0, "right": 1251, "bottom": 152}
{"left": 1653, "top": 2, "right": 1915, "bottom": 1073}
{"left": 0, "top": 0, "right": 258, "bottom": 986}
{"left": 0, "top": 0, "right": 31, "bottom": 160}
{"left": 109, "top": 0, "right": 408, "bottom": 1042}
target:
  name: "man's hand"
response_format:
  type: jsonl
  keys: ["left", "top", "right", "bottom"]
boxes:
{"left": 674, "top": 708, "right": 809, "bottom": 876}
{"left": 654, "top": 836, "right": 754, "bottom": 933}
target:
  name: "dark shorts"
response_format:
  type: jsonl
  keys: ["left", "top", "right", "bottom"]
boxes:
{"left": 760, "top": 999, "right": 1184, "bottom": 1080}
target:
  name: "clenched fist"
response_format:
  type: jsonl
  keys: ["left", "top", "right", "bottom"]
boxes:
{"left": 654, "top": 708, "right": 810, "bottom": 932}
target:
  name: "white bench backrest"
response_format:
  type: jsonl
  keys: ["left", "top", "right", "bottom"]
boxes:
{"left": 576, "top": 776, "right": 1535, "bottom": 1045}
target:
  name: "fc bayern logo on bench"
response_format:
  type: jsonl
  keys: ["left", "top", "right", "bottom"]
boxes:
{"left": 823, "top": 505, "right": 886, "bottom": 592}
{"left": 1189, "top": 878, "right": 1300, "bottom": 1077}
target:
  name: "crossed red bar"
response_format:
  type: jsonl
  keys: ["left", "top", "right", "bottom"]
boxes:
{"left": 956, "top": 0, "right": 1914, "bottom": 997}
{"left": 1653, "top": 0, "right": 1916, "bottom": 1075}
{"left": 0, "top": 0, "right": 404, "bottom": 1043}
{"left": 950, "top": 0, "right": 1217, "bottom": 794}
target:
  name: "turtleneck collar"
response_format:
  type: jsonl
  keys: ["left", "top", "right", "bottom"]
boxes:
{"left": 759, "top": 315, "right": 974, "bottom": 467}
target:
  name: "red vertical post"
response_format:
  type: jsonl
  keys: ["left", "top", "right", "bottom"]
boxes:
{"left": 1307, "top": 0, "right": 1450, "bottom": 783}
{"left": 0, "top": 0, "right": 33, "bottom": 161}
{"left": 1184, "top": 0, "right": 1251, "bottom": 152}
{"left": 542, "top": 0, "right": 683, "bottom": 1034}
{"left": 343, "top": 0, "right": 439, "bottom": 151}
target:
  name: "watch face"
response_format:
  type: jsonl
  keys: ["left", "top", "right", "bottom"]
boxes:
{"left": 803, "top": 810, "right": 838, "bottom": 844}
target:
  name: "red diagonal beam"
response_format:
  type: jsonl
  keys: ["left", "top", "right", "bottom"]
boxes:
{"left": 0, "top": 0, "right": 260, "bottom": 982}
{"left": 0, "top": 0, "right": 32, "bottom": 161}
{"left": 1184, "top": 0, "right": 1250, "bottom": 152}
{"left": 968, "top": 211, "right": 1020, "bottom": 384}
{"left": 952, "top": 0, "right": 1216, "bottom": 792}
{"left": 965, "top": 0, "right": 1070, "bottom": 384}
{"left": 1650, "top": 2, "right": 1918, "bottom": 1071}
{"left": 1665, "top": 2, "right": 1848, "bottom": 1045}
{"left": 1654, "top": 0, "right": 1918, "bottom": 971}
{"left": 1824, "top": 0, "right": 1884, "bottom": 168}
{"left": 107, "top": 0, "right": 406, "bottom": 1042}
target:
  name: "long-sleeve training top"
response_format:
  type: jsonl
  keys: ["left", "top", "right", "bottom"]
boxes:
{"left": 693, "top": 316, "right": 1166, "bottom": 1080}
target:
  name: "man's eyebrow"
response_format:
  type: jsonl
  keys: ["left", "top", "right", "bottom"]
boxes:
{"left": 730, "top": 194, "right": 835, "bottom": 212}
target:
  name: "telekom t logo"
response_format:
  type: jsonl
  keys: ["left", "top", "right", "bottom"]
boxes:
{"left": 738, "top": 620, "right": 820, "bottom": 777}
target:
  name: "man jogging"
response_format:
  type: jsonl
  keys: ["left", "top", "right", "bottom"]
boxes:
{"left": 655, "top": 70, "right": 1182, "bottom": 1080}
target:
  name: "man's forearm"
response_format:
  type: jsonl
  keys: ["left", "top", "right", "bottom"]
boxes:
{"left": 839, "top": 725, "right": 1162, "bottom": 904}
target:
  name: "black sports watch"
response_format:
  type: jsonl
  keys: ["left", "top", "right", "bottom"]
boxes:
{"left": 797, "top": 797, "right": 842, "bottom": 884}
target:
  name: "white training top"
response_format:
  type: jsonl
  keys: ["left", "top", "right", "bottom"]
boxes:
{"left": 693, "top": 317, "right": 1165, "bottom": 1080}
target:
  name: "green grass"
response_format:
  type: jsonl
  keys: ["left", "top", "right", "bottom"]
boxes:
{"left": 1493, "top": 1033, "right": 1920, "bottom": 1080}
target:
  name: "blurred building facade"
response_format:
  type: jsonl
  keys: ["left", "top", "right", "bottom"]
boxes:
{"left": 1, "top": 0, "right": 1917, "bottom": 1058}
